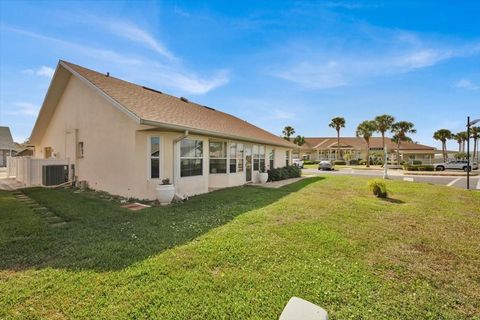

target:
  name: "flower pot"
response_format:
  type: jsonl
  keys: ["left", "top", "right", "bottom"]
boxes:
{"left": 156, "top": 184, "right": 175, "bottom": 205}
{"left": 259, "top": 172, "right": 268, "bottom": 184}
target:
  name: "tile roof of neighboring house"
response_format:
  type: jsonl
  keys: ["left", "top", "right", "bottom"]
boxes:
{"left": 58, "top": 61, "right": 295, "bottom": 148}
{"left": 298, "top": 137, "right": 436, "bottom": 151}
{"left": 0, "top": 126, "right": 18, "bottom": 150}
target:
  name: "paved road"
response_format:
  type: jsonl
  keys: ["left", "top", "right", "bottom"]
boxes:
{"left": 303, "top": 168, "right": 480, "bottom": 190}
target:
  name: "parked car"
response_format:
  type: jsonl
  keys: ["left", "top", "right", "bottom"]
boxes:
{"left": 318, "top": 160, "right": 335, "bottom": 171}
{"left": 292, "top": 159, "right": 304, "bottom": 168}
{"left": 435, "top": 160, "right": 479, "bottom": 172}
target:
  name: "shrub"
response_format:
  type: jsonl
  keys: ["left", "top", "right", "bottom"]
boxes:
{"left": 367, "top": 179, "right": 388, "bottom": 198}
{"left": 303, "top": 160, "right": 319, "bottom": 165}
{"left": 412, "top": 160, "right": 422, "bottom": 165}
{"left": 359, "top": 160, "right": 367, "bottom": 165}
{"left": 403, "top": 164, "right": 434, "bottom": 171}
{"left": 334, "top": 160, "right": 347, "bottom": 165}
{"left": 267, "top": 165, "right": 301, "bottom": 182}
{"left": 349, "top": 159, "right": 359, "bottom": 165}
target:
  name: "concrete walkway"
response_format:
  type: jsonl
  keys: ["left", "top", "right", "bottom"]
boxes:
{"left": 250, "top": 176, "right": 307, "bottom": 188}
{"left": 0, "top": 178, "right": 25, "bottom": 191}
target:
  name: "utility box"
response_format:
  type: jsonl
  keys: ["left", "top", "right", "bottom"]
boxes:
{"left": 42, "top": 165, "right": 69, "bottom": 186}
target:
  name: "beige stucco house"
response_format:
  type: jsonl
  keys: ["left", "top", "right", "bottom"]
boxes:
{"left": 28, "top": 60, "right": 295, "bottom": 199}
{"left": 0, "top": 126, "right": 19, "bottom": 167}
{"left": 294, "top": 137, "right": 439, "bottom": 163}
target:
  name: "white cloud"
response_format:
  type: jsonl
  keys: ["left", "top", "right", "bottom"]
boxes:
{"left": 270, "top": 41, "right": 480, "bottom": 89}
{"left": 22, "top": 66, "right": 55, "bottom": 78}
{"left": 99, "top": 20, "right": 177, "bottom": 61}
{"left": 454, "top": 79, "right": 480, "bottom": 91}
{"left": 6, "top": 102, "right": 39, "bottom": 116}
{"left": 271, "top": 110, "right": 295, "bottom": 120}
{"left": 4, "top": 24, "right": 229, "bottom": 95}
{"left": 122, "top": 63, "right": 230, "bottom": 95}
{"left": 37, "top": 66, "right": 55, "bottom": 78}
{"left": 3, "top": 25, "right": 142, "bottom": 65}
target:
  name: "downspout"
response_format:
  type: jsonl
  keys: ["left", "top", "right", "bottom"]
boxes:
{"left": 173, "top": 130, "right": 189, "bottom": 200}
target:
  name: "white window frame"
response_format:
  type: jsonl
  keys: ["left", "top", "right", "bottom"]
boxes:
{"left": 269, "top": 149, "right": 275, "bottom": 169}
{"left": 253, "top": 144, "right": 266, "bottom": 171}
{"left": 209, "top": 140, "right": 228, "bottom": 174}
{"left": 180, "top": 139, "right": 204, "bottom": 177}
{"left": 148, "top": 135, "right": 162, "bottom": 180}
{"left": 229, "top": 142, "right": 245, "bottom": 173}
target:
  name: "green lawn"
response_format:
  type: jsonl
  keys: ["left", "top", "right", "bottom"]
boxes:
{"left": 1, "top": 176, "right": 479, "bottom": 319}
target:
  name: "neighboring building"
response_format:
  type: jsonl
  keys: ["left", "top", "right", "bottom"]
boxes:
{"left": 28, "top": 60, "right": 295, "bottom": 199}
{"left": 294, "top": 137, "right": 438, "bottom": 163}
{"left": 0, "top": 126, "right": 18, "bottom": 167}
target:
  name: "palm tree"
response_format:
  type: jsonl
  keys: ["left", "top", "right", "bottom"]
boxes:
{"left": 391, "top": 121, "right": 416, "bottom": 165}
{"left": 293, "top": 135, "right": 305, "bottom": 146}
{"left": 374, "top": 114, "right": 395, "bottom": 151}
{"left": 457, "top": 131, "right": 468, "bottom": 153}
{"left": 356, "top": 120, "right": 377, "bottom": 167}
{"left": 453, "top": 133, "right": 463, "bottom": 152}
{"left": 329, "top": 117, "right": 346, "bottom": 159}
{"left": 282, "top": 126, "right": 295, "bottom": 141}
{"left": 471, "top": 127, "right": 480, "bottom": 162}
{"left": 433, "top": 129, "right": 452, "bottom": 162}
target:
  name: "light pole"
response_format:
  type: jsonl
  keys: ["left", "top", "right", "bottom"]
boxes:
{"left": 467, "top": 116, "right": 480, "bottom": 190}
{"left": 383, "top": 145, "right": 388, "bottom": 179}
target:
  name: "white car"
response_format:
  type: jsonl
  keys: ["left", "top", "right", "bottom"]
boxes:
{"left": 318, "top": 160, "right": 335, "bottom": 171}
{"left": 292, "top": 159, "right": 304, "bottom": 168}
{"left": 435, "top": 160, "right": 478, "bottom": 172}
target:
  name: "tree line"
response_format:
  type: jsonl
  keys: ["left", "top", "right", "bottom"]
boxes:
{"left": 282, "top": 115, "right": 415, "bottom": 167}
{"left": 433, "top": 128, "right": 480, "bottom": 161}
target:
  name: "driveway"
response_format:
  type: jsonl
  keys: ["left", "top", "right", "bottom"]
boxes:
{"left": 303, "top": 168, "right": 480, "bottom": 190}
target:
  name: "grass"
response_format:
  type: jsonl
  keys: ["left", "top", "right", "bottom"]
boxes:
{"left": 1, "top": 176, "right": 479, "bottom": 319}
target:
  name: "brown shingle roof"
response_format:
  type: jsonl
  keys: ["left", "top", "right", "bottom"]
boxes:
{"left": 301, "top": 137, "right": 435, "bottom": 151}
{"left": 60, "top": 61, "right": 295, "bottom": 148}
{"left": 0, "top": 126, "right": 18, "bottom": 150}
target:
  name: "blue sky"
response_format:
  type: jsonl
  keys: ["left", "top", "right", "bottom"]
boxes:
{"left": 1, "top": 0, "right": 479, "bottom": 150}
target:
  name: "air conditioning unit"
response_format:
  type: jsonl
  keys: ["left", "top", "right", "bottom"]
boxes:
{"left": 42, "top": 165, "right": 69, "bottom": 186}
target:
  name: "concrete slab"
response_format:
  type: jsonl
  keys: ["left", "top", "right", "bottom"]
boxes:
{"left": 0, "top": 178, "right": 25, "bottom": 190}
{"left": 250, "top": 176, "right": 307, "bottom": 189}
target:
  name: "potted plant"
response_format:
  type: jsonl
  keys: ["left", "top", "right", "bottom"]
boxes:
{"left": 155, "top": 178, "right": 175, "bottom": 205}
{"left": 259, "top": 167, "right": 269, "bottom": 184}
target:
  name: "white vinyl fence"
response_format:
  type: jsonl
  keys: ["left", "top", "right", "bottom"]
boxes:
{"left": 6, "top": 156, "right": 69, "bottom": 187}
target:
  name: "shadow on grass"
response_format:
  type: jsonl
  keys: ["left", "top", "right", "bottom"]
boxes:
{"left": 0, "top": 177, "right": 323, "bottom": 272}
{"left": 380, "top": 197, "right": 405, "bottom": 204}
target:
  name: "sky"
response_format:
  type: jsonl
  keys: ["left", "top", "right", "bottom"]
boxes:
{"left": 0, "top": 0, "right": 479, "bottom": 150}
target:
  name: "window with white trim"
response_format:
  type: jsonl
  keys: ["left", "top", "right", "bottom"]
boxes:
{"left": 229, "top": 143, "right": 244, "bottom": 173}
{"left": 269, "top": 149, "right": 275, "bottom": 169}
{"left": 237, "top": 143, "right": 244, "bottom": 172}
{"left": 253, "top": 145, "right": 265, "bottom": 171}
{"left": 209, "top": 141, "right": 227, "bottom": 174}
{"left": 253, "top": 145, "right": 259, "bottom": 171}
{"left": 150, "top": 136, "right": 160, "bottom": 179}
{"left": 285, "top": 150, "right": 290, "bottom": 166}
{"left": 180, "top": 139, "right": 203, "bottom": 177}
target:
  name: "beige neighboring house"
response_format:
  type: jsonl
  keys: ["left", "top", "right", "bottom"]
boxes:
{"left": 0, "top": 126, "right": 19, "bottom": 167}
{"left": 294, "top": 137, "right": 438, "bottom": 163}
{"left": 28, "top": 60, "right": 295, "bottom": 199}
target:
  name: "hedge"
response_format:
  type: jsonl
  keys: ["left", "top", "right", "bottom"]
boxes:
{"left": 267, "top": 165, "right": 301, "bottom": 181}
{"left": 334, "top": 160, "right": 347, "bottom": 165}
{"left": 403, "top": 164, "right": 434, "bottom": 171}
{"left": 303, "top": 160, "right": 319, "bottom": 165}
